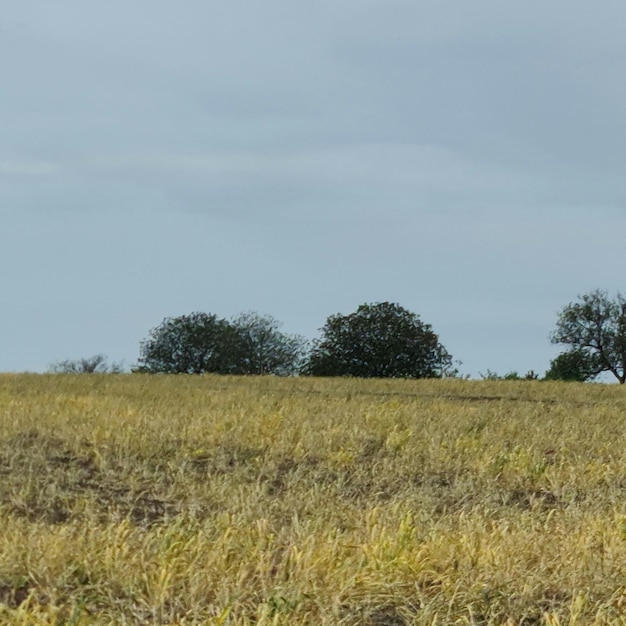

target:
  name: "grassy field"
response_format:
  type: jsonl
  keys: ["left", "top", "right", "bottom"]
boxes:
{"left": 1, "top": 374, "right": 626, "bottom": 624}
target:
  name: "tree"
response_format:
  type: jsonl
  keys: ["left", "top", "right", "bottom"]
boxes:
{"left": 303, "top": 302, "right": 453, "bottom": 378}
{"left": 551, "top": 290, "right": 626, "bottom": 384}
{"left": 135, "top": 312, "right": 233, "bottom": 374}
{"left": 544, "top": 350, "right": 598, "bottom": 382}
{"left": 135, "top": 311, "right": 305, "bottom": 375}
{"left": 48, "top": 354, "right": 124, "bottom": 374}
{"left": 229, "top": 312, "right": 306, "bottom": 375}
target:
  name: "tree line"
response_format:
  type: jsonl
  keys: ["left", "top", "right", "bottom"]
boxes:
{"left": 49, "top": 291, "right": 626, "bottom": 383}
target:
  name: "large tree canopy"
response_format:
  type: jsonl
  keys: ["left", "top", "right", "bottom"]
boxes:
{"left": 135, "top": 311, "right": 305, "bottom": 375}
{"left": 551, "top": 290, "right": 626, "bottom": 384}
{"left": 303, "top": 302, "right": 453, "bottom": 378}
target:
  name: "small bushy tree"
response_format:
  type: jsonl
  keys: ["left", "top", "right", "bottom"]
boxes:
{"left": 135, "top": 312, "right": 231, "bottom": 374}
{"left": 303, "top": 302, "right": 453, "bottom": 378}
{"left": 229, "top": 312, "right": 306, "bottom": 375}
{"left": 551, "top": 290, "right": 626, "bottom": 383}
{"left": 479, "top": 370, "right": 539, "bottom": 381}
{"left": 544, "top": 350, "right": 598, "bottom": 382}
{"left": 48, "top": 354, "right": 124, "bottom": 374}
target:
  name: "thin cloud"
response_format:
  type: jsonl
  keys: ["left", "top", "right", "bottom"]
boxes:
{"left": 0, "top": 161, "right": 60, "bottom": 177}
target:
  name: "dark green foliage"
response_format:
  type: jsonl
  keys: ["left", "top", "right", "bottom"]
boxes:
{"left": 229, "top": 312, "right": 306, "bottom": 375}
{"left": 479, "top": 370, "right": 539, "bottom": 381}
{"left": 544, "top": 350, "right": 599, "bottom": 382}
{"left": 503, "top": 370, "right": 540, "bottom": 381}
{"left": 551, "top": 290, "right": 626, "bottom": 384}
{"left": 136, "top": 311, "right": 305, "bottom": 375}
{"left": 303, "top": 302, "right": 453, "bottom": 379}
{"left": 136, "top": 312, "right": 231, "bottom": 374}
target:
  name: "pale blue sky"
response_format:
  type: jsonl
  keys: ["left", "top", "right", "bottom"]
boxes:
{"left": 2, "top": 1, "right": 625, "bottom": 375}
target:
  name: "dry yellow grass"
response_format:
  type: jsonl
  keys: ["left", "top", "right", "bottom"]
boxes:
{"left": 1, "top": 374, "right": 626, "bottom": 624}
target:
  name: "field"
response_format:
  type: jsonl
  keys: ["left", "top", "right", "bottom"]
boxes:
{"left": 1, "top": 375, "right": 626, "bottom": 625}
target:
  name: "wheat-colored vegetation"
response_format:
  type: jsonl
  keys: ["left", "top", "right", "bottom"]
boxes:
{"left": 1, "top": 375, "right": 626, "bottom": 624}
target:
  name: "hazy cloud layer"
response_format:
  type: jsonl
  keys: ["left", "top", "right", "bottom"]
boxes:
{"left": 2, "top": 1, "right": 625, "bottom": 374}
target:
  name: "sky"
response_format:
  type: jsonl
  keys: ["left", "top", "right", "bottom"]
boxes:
{"left": 2, "top": 1, "right": 626, "bottom": 376}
